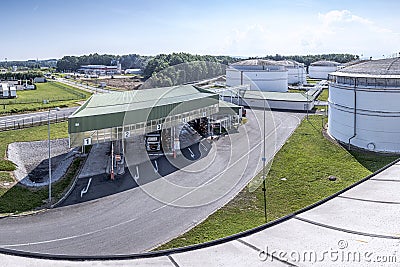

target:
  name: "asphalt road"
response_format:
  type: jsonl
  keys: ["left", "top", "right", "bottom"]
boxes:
{"left": 0, "top": 109, "right": 305, "bottom": 256}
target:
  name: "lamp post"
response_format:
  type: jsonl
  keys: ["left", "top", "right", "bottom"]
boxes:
{"left": 262, "top": 97, "right": 267, "bottom": 223}
{"left": 48, "top": 107, "right": 61, "bottom": 206}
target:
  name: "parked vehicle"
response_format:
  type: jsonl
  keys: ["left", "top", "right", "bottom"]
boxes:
{"left": 145, "top": 131, "right": 161, "bottom": 152}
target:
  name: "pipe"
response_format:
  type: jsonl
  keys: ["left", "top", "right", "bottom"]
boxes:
{"left": 348, "top": 77, "right": 357, "bottom": 150}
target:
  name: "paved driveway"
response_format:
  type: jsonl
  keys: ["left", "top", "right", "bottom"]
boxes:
{"left": 0, "top": 110, "right": 304, "bottom": 256}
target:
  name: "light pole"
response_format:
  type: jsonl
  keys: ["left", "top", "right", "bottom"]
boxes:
{"left": 262, "top": 97, "right": 267, "bottom": 223}
{"left": 48, "top": 107, "right": 61, "bottom": 206}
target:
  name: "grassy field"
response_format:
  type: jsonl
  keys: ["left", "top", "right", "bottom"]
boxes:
{"left": 317, "top": 89, "right": 329, "bottom": 101}
{"left": 0, "top": 82, "right": 91, "bottom": 115}
{"left": 0, "top": 122, "right": 68, "bottom": 177}
{"left": 0, "top": 157, "right": 83, "bottom": 214}
{"left": 306, "top": 78, "right": 320, "bottom": 85}
{"left": 155, "top": 115, "right": 399, "bottom": 250}
{"left": 0, "top": 122, "right": 71, "bottom": 214}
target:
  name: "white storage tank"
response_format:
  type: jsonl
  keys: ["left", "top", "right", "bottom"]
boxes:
{"left": 10, "top": 86, "right": 16, "bottom": 98}
{"left": 1, "top": 83, "right": 9, "bottom": 97}
{"left": 328, "top": 57, "right": 400, "bottom": 153}
{"left": 226, "top": 59, "right": 288, "bottom": 92}
{"left": 276, "top": 60, "right": 307, "bottom": 84}
{"left": 309, "top": 60, "right": 340, "bottom": 79}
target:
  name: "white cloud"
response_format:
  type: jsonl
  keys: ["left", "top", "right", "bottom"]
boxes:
{"left": 213, "top": 9, "right": 399, "bottom": 59}
{"left": 297, "top": 10, "right": 400, "bottom": 57}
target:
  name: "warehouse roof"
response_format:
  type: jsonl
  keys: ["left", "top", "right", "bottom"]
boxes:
{"left": 337, "top": 57, "right": 400, "bottom": 75}
{"left": 310, "top": 60, "right": 340, "bottom": 67}
{"left": 68, "top": 85, "right": 219, "bottom": 134}
{"left": 217, "top": 100, "right": 241, "bottom": 115}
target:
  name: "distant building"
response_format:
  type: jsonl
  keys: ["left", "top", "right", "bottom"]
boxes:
{"left": 1, "top": 83, "right": 17, "bottom": 98}
{"left": 78, "top": 64, "right": 122, "bottom": 75}
{"left": 33, "top": 77, "right": 46, "bottom": 83}
{"left": 124, "top": 68, "right": 142, "bottom": 74}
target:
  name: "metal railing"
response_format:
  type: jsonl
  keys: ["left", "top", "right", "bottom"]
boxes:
{"left": 0, "top": 113, "right": 68, "bottom": 131}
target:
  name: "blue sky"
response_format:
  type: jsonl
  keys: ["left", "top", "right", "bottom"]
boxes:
{"left": 2, "top": 0, "right": 400, "bottom": 60}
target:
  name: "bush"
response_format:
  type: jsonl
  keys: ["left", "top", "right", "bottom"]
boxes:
{"left": 0, "top": 160, "right": 16, "bottom": 171}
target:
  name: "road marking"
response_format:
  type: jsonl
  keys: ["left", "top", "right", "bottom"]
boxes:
{"left": 0, "top": 215, "right": 139, "bottom": 248}
{"left": 80, "top": 178, "right": 92, "bottom": 198}
{"left": 154, "top": 160, "right": 158, "bottom": 173}
{"left": 133, "top": 165, "right": 139, "bottom": 180}
{"left": 200, "top": 142, "right": 208, "bottom": 151}
{"left": 188, "top": 148, "right": 195, "bottom": 159}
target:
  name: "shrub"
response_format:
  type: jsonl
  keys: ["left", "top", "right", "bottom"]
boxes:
{"left": 0, "top": 160, "right": 16, "bottom": 171}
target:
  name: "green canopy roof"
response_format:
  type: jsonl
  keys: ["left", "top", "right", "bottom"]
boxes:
{"left": 69, "top": 85, "right": 219, "bottom": 134}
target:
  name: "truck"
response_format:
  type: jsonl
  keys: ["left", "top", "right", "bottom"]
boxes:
{"left": 145, "top": 131, "right": 161, "bottom": 152}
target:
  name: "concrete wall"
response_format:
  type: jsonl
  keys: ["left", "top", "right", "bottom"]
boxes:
{"left": 308, "top": 66, "right": 337, "bottom": 79}
{"left": 226, "top": 68, "right": 288, "bottom": 92}
{"left": 328, "top": 82, "right": 400, "bottom": 152}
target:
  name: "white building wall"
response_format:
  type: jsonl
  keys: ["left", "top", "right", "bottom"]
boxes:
{"left": 309, "top": 66, "right": 338, "bottom": 79}
{"left": 226, "top": 68, "right": 288, "bottom": 92}
{"left": 328, "top": 82, "right": 400, "bottom": 152}
{"left": 221, "top": 95, "right": 313, "bottom": 111}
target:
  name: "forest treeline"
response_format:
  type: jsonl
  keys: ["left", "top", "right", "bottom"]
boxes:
{"left": 3, "top": 53, "right": 358, "bottom": 83}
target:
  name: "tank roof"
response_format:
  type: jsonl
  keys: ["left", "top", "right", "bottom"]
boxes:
{"left": 338, "top": 58, "right": 400, "bottom": 75}
{"left": 231, "top": 59, "right": 280, "bottom": 66}
{"left": 310, "top": 60, "right": 340, "bottom": 67}
{"left": 275, "top": 60, "right": 304, "bottom": 67}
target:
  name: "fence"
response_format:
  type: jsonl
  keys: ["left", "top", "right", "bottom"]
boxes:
{"left": 0, "top": 113, "right": 69, "bottom": 132}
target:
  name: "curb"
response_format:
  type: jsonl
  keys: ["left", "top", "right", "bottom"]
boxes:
{"left": 52, "top": 154, "right": 89, "bottom": 208}
{"left": 0, "top": 141, "right": 399, "bottom": 260}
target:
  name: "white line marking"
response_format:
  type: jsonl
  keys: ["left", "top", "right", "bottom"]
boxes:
{"left": 1, "top": 215, "right": 139, "bottom": 248}
{"left": 133, "top": 165, "right": 139, "bottom": 180}
{"left": 200, "top": 142, "right": 208, "bottom": 151}
{"left": 154, "top": 160, "right": 158, "bottom": 173}
{"left": 80, "top": 178, "right": 92, "bottom": 198}
{"left": 188, "top": 148, "right": 195, "bottom": 159}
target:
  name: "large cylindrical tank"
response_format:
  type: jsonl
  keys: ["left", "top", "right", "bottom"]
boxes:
{"left": 328, "top": 58, "right": 400, "bottom": 153}
{"left": 309, "top": 60, "right": 340, "bottom": 79}
{"left": 276, "top": 60, "right": 307, "bottom": 84}
{"left": 226, "top": 59, "right": 288, "bottom": 92}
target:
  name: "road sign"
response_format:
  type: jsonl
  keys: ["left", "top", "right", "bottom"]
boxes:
{"left": 124, "top": 131, "right": 131, "bottom": 138}
{"left": 157, "top": 124, "right": 162, "bottom": 130}
{"left": 202, "top": 112, "right": 207, "bottom": 117}
{"left": 83, "top": 137, "right": 92, "bottom": 146}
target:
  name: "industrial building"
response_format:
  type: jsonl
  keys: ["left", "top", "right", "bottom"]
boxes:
{"left": 68, "top": 85, "right": 242, "bottom": 147}
{"left": 1, "top": 83, "right": 16, "bottom": 98}
{"left": 328, "top": 57, "right": 400, "bottom": 153}
{"left": 208, "top": 85, "right": 318, "bottom": 111}
{"left": 308, "top": 60, "right": 340, "bottom": 79}
{"left": 78, "top": 64, "right": 122, "bottom": 75}
{"left": 276, "top": 60, "right": 307, "bottom": 84}
{"left": 226, "top": 59, "right": 288, "bottom": 92}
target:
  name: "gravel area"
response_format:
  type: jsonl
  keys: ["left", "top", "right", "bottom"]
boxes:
{"left": 7, "top": 138, "right": 79, "bottom": 187}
